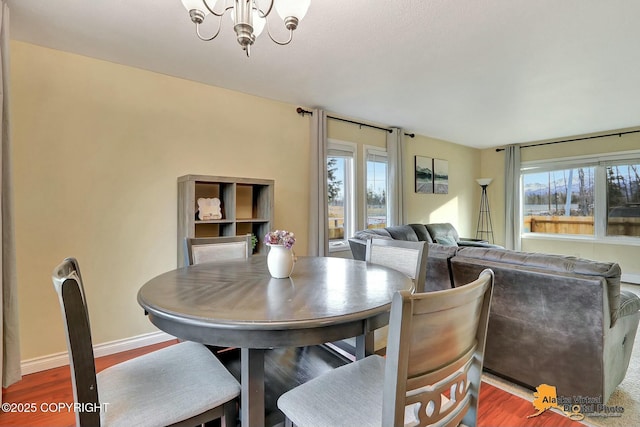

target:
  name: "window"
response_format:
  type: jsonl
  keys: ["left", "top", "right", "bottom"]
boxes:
{"left": 521, "top": 152, "right": 640, "bottom": 240}
{"left": 606, "top": 161, "right": 640, "bottom": 237}
{"left": 365, "top": 148, "right": 388, "bottom": 230}
{"left": 523, "top": 167, "right": 595, "bottom": 236}
{"left": 327, "top": 142, "right": 355, "bottom": 251}
{"left": 326, "top": 141, "right": 389, "bottom": 252}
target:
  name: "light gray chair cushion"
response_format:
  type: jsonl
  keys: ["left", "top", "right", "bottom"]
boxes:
{"left": 97, "top": 341, "right": 240, "bottom": 427}
{"left": 278, "top": 355, "right": 386, "bottom": 427}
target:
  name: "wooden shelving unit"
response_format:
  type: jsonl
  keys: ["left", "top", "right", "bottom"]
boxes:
{"left": 177, "top": 175, "right": 274, "bottom": 266}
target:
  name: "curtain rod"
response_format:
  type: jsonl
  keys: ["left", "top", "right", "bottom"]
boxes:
{"left": 495, "top": 129, "right": 640, "bottom": 152}
{"left": 296, "top": 107, "right": 415, "bottom": 138}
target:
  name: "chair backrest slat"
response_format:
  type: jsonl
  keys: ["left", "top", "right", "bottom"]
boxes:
{"left": 382, "top": 269, "right": 494, "bottom": 427}
{"left": 365, "top": 239, "right": 428, "bottom": 292}
{"left": 192, "top": 241, "right": 248, "bottom": 264}
{"left": 185, "top": 234, "right": 252, "bottom": 266}
{"left": 52, "top": 258, "right": 101, "bottom": 427}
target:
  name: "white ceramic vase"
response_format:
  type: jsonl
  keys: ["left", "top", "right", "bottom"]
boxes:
{"left": 267, "top": 244, "right": 295, "bottom": 278}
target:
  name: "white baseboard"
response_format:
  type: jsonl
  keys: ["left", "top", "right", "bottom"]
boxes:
{"left": 20, "top": 331, "right": 176, "bottom": 376}
{"left": 622, "top": 272, "right": 640, "bottom": 285}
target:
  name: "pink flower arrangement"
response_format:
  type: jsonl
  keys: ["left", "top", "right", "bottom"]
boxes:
{"left": 264, "top": 230, "right": 296, "bottom": 249}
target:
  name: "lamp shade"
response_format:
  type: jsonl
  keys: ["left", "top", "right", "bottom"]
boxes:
{"left": 275, "top": 0, "right": 311, "bottom": 20}
{"left": 252, "top": 8, "right": 266, "bottom": 36}
{"left": 476, "top": 178, "right": 493, "bottom": 186}
{"left": 181, "top": 0, "right": 213, "bottom": 15}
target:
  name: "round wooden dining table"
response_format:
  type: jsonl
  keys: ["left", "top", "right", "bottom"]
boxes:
{"left": 137, "top": 256, "right": 413, "bottom": 427}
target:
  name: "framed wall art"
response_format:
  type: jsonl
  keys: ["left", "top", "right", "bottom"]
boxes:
{"left": 415, "top": 156, "right": 434, "bottom": 194}
{"left": 433, "top": 158, "right": 449, "bottom": 194}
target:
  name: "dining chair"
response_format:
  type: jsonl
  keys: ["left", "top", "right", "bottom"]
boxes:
{"left": 184, "top": 234, "right": 252, "bottom": 266}
{"left": 184, "top": 234, "right": 253, "bottom": 356}
{"left": 365, "top": 238, "right": 428, "bottom": 292}
{"left": 363, "top": 238, "right": 430, "bottom": 355}
{"left": 278, "top": 268, "right": 494, "bottom": 427}
{"left": 52, "top": 257, "right": 241, "bottom": 427}
{"left": 328, "top": 239, "right": 428, "bottom": 359}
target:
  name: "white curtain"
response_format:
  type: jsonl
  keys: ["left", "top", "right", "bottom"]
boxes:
{"left": 0, "top": 0, "right": 20, "bottom": 396}
{"left": 387, "top": 128, "right": 405, "bottom": 226}
{"left": 307, "top": 109, "right": 328, "bottom": 256}
{"left": 504, "top": 145, "right": 521, "bottom": 250}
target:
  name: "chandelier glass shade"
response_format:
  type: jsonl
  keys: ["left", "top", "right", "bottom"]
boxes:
{"left": 181, "top": 0, "right": 311, "bottom": 56}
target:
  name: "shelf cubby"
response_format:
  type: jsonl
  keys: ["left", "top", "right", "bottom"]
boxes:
{"left": 177, "top": 175, "right": 274, "bottom": 266}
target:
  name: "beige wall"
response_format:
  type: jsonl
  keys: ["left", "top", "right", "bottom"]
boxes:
{"left": 480, "top": 130, "right": 640, "bottom": 281}
{"left": 328, "top": 119, "right": 387, "bottom": 148}
{"left": 405, "top": 135, "right": 481, "bottom": 238}
{"left": 11, "top": 41, "right": 310, "bottom": 360}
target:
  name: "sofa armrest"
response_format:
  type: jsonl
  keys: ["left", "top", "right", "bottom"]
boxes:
{"left": 459, "top": 237, "right": 487, "bottom": 243}
{"left": 458, "top": 239, "right": 505, "bottom": 249}
{"left": 348, "top": 238, "right": 367, "bottom": 261}
{"left": 619, "top": 290, "right": 640, "bottom": 318}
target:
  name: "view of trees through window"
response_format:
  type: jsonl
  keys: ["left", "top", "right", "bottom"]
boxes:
{"left": 327, "top": 156, "right": 346, "bottom": 241}
{"left": 523, "top": 167, "right": 595, "bottom": 235}
{"left": 326, "top": 147, "right": 388, "bottom": 244}
{"left": 522, "top": 161, "right": 640, "bottom": 237}
{"left": 366, "top": 152, "right": 387, "bottom": 229}
{"left": 607, "top": 163, "right": 640, "bottom": 237}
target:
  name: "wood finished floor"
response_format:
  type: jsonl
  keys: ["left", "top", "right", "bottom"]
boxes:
{"left": 0, "top": 340, "right": 584, "bottom": 427}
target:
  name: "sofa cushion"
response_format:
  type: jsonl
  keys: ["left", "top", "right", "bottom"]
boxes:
{"left": 353, "top": 229, "right": 392, "bottom": 241}
{"left": 451, "top": 253, "right": 609, "bottom": 398}
{"left": 425, "top": 223, "right": 460, "bottom": 242}
{"left": 383, "top": 225, "right": 419, "bottom": 241}
{"left": 424, "top": 243, "right": 458, "bottom": 291}
{"left": 435, "top": 235, "right": 458, "bottom": 246}
{"left": 407, "top": 224, "right": 433, "bottom": 243}
{"left": 456, "top": 247, "right": 622, "bottom": 325}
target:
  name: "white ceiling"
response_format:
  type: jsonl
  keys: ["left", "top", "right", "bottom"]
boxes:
{"left": 8, "top": 0, "right": 640, "bottom": 149}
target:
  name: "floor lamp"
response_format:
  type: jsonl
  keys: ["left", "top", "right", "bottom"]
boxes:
{"left": 476, "top": 178, "right": 494, "bottom": 243}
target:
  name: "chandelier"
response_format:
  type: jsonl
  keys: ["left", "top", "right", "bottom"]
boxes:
{"left": 180, "top": 0, "right": 311, "bottom": 57}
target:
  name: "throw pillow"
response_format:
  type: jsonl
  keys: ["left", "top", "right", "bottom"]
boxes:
{"left": 436, "top": 235, "right": 459, "bottom": 246}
